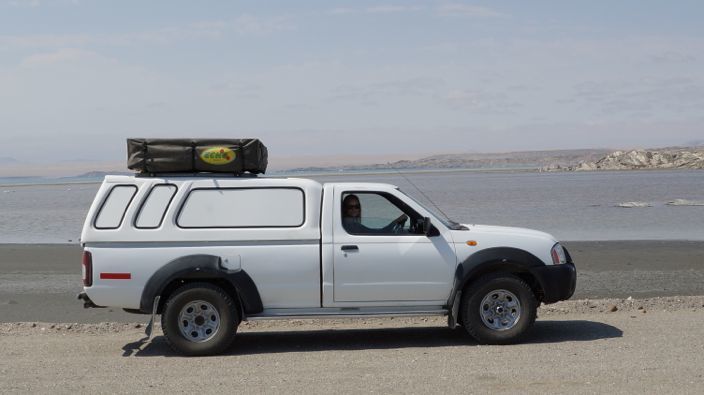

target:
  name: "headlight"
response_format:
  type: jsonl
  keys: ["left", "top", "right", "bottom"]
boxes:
{"left": 551, "top": 243, "right": 567, "bottom": 264}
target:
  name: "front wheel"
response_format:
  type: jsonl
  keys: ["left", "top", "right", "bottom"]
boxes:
{"left": 161, "top": 282, "right": 239, "bottom": 356}
{"left": 460, "top": 274, "right": 537, "bottom": 344}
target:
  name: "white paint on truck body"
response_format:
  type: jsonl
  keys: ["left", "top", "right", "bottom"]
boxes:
{"left": 82, "top": 176, "right": 322, "bottom": 310}
{"left": 81, "top": 175, "right": 560, "bottom": 314}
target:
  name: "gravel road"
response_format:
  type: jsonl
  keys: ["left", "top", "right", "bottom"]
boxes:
{"left": 1, "top": 297, "right": 703, "bottom": 394}
{"left": 1, "top": 242, "right": 703, "bottom": 393}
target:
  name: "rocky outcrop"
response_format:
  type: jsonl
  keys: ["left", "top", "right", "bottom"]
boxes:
{"left": 616, "top": 201, "right": 652, "bottom": 208}
{"left": 666, "top": 199, "right": 704, "bottom": 206}
{"left": 569, "top": 149, "right": 704, "bottom": 171}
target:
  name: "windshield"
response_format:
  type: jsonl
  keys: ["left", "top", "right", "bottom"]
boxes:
{"left": 397, "top": 188, "right": 467, "bottom": 230}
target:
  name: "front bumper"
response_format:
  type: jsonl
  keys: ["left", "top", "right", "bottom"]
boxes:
{"left": 529, "top": 262, "right": 577, "bottom": 304}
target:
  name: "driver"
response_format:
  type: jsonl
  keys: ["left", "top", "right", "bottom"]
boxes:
{"left": 342, "top": 194, "right": 408, "bottom": 234}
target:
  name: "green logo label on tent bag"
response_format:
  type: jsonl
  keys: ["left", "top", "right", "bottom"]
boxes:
{"left": 200, "top": 147, "right": 236, "bottom": 165}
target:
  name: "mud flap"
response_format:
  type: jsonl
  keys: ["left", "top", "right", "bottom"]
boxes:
{"left": 144, "top": 295, "right": 160, "bottom": 340}
{"left": 447, "top": 291, "right": 462, "bottom": 329}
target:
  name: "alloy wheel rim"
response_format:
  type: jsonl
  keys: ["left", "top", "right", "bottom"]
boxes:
{"left": 177, "top": 300, "right": 221, "bottom": 343}
{"left": 479, "top": 289, "right": 521, "bottom": 331}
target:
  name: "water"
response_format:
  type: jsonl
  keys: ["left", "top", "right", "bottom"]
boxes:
{"left": 0, "top": 170, "right": 702, "bottom": 243}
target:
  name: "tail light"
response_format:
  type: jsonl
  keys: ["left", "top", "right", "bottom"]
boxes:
{"left": 82, "top": 250, "right": 93, "bottom": 287}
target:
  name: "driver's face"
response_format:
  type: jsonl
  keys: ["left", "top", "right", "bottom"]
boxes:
{"left": 344, "top": 198, "right": 361, "bottom": 217}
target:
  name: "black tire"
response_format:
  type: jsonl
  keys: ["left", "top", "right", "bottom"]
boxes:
{"left": 460, "top": 273, "right": 537, "bottom": 344}
{"left": 161, "top": 282, "right": 239, "bottom": 356}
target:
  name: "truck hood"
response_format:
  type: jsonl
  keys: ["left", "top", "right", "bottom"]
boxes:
{"left": 449, "top": 224, "right": 558, "bottom": 266}
{"left": 459, "top": 224, "right": 557, "bottom": 243}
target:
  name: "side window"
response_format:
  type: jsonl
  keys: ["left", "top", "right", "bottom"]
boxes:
{"left": 94, "top": 185, "right": 138, "bottom": 229}
{"left": 177, "top": 187, "right": 305, "bottom": 228}
{"left": 341, "top": 192, "right": 422, "bottom": 235}
{"left": 135, "top": 184, "right": 177, "bottom": 229}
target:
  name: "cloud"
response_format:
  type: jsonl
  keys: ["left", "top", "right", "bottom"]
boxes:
{"left": 365, "top": 5, "right": 424, "bottom": 14}
{"left": 5, "top": 0, "right": 41, "bottom": 7}
{"left": 19, "top": 48, "right": 107, "bottom": 67}
{"left": 0, "top": 33, "right": 91, "bottom": 49}
{"left": 145, "top": 102, "right": 167, "bottom": 109}
{"left": 189, "top": 20, "right": 228, "bottom": 30}
{"left": 0, "top": 15, "right": 292, "bottom": 50}
{"left": 326, "top": 4, "right": 504, "bottom": 18}
{"left": 569, "top": 76, "right": 704, "bottom": 116}
{"left": 436, "top": 4, "right": 506, "bottom": 18}
{"left": 0, "top": 28, "right": 219, "bottom": 50}
{"left": 231, "top": 14, "right": 294, "bottom": 35}
{"left": 442, "top": 89, "right": 521, "bottom": 114}
{"left": 329, "top": 77, "right": 445, "bottom": 102}
{"left": 651, "top": 51, "right": 697, "bottom": 64}
{"left": 327, "top": 4, "right": 424, "bottom": 15}
{"left": 208, "top": 81, "right": 262, "bottom": 99}
{"left": 328, "top": 7, "right": 356, "bottom": 15}
{"left": 4, "top": 0, "right": 79, "bottom": 6}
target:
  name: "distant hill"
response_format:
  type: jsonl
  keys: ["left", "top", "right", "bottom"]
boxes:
{"left": 285, "top": 149, "right": 612, "bottom": 173}
{"left": 73, "top": 171, "right": 132, "bottom": 178}
{"left": 0, "top": 157, "right": 18, "bottom": 164}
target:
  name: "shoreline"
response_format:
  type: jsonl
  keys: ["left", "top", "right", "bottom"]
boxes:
{"left": 2, "top": 166, "right": 703, "bottom": 188}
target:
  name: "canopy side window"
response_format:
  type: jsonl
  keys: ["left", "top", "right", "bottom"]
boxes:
{"left": 94, "top": 185, "right": 138, "bottom": 230}
{"left": 135, "top": 184, "right": 178, "bottom": 229}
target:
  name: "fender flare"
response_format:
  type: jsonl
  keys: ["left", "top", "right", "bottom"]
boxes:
{"left": 139, "top": 254, "right": 263, "bottom": 315}
{"left": 446, "top": 247, "right": 545, "bottom": 310}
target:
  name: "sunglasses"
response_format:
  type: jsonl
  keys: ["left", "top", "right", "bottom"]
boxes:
{"left": 345, "top": 204, "right": 361, "bottom": 209}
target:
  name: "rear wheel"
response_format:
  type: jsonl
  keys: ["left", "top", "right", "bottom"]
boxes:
{"left": 161, "top": 282, "right": 239, "bottom": 356}
{"left": 460, "top": 273, "right": 537, "bottom": 344}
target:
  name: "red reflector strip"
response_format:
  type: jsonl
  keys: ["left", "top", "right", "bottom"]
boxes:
{"left": 100, "top": 273, "right": 131, "bottom": 280}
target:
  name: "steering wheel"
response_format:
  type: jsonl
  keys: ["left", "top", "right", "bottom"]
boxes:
{"left": 391, "top": 216, "right": 408, "bottom": 234}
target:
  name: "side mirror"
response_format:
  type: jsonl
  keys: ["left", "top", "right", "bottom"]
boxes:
{"left": 422, "top": 217, "right": 432, "bottom": 235}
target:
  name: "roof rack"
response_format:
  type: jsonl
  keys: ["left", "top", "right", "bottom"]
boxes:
{"left": 134, "top": 172, "right": 260, "bottom": 178}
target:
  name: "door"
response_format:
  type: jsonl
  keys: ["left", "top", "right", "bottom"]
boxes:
{"left": 332, "top": 189, "right": 456, "bottom": 303}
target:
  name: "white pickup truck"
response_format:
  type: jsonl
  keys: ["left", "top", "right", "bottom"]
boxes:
{"left": 79, "top": 175, "right": 576, "bottom": 355}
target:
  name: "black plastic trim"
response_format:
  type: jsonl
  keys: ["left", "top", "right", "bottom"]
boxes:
{"left": 139, "top": 254, "right": 263, "bottom": 315}
{"left": 426, "top": 224, "right": 441, "bottom": 237}
{"left": 133, "top": 183, "right": 178, "bottom": 229}
{"left": 175, "top": 186, "right": 306, "bottom": 229}
{"left": 93, "top": 184, "right": 138, "bottom": 230}
{"left": 447, "top": 247, "right": 547, "bottom": 309}
{"left": 529, "top": 262, "right": 577, "bottom": 304}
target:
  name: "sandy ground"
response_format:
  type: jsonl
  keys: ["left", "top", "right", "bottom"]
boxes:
{"left": 1, "top": 242, "right": 703, "bottom": 393}
{"left": 1, "top": 297, "right": 703, "bottom": 394}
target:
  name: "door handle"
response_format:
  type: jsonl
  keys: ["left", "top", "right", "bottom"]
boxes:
{"left": 341, "top": 245, "right": 359, "bottom": 251}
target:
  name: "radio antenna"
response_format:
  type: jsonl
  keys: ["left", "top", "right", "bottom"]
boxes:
{"left": 387, "top": 163, "right": 454, "bottom": 224}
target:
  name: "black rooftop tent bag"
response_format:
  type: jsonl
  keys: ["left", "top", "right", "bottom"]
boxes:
{"left": 127, "top": 138, "right": 268, "bottom": 174}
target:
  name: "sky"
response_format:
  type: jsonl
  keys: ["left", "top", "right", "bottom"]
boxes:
{"left": 1, "top": 0, "right": 703, "bottom": 173}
